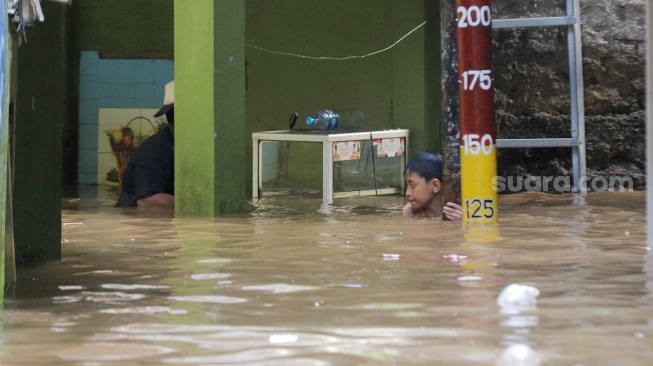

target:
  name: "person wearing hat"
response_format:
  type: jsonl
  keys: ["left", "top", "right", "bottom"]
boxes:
{"left": 116, "top": 81, "right": 175, "bottom": 208}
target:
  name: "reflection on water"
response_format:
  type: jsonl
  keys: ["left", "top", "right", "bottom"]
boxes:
{"left": 0, "top": 187, "right": 650, "bottom": 365}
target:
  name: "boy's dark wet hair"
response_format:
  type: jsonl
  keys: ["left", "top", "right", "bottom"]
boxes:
{"left": 404, "top": 152, "right": 443, "bottom": 182}
{"left": 121, "top": 127, "right": 134, "bottom": 140}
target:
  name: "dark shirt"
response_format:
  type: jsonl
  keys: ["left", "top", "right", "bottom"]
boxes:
{"left": 116, "top": 126, "right": 174, "bottom": 207}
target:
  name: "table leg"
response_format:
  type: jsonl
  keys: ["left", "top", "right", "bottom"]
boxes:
{"left": 252, "top": 139, "right": 260, "bottom": 199}
{"left": 323, "top": 142, "right": 333, "bottom": 204}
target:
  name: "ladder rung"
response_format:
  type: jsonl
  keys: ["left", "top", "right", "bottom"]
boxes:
{"left": 496, "top": 138, "right": 580, "bottom": 148}
{"left": 493, "top": 16, "right": 574, "bottom": 29}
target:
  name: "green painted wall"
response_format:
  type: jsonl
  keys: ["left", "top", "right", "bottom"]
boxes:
{"left": 213, "top": 1, "right": 247, "bottom": 213}
{"left": 74, "top": 0, "right": 174, "bottom": 59}
{"left": 393, "top": 0, "right": 441, "bottom": 157}
{"left": 245, "top": 1, "right": 394, "bottom": 132}
{"left": 244, "top": 0, "right": 393, "bottom": 192}
{"left": 244, "top": 0, "right": 441, "bottom": 194}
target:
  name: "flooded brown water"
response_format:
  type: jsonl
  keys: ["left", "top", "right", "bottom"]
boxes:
{"left": 0, "top": 187, "right": 650, "bottom": 365}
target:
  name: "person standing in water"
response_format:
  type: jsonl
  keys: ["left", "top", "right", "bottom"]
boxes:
{"left": 116, "top": 81, "right": 175, "bottom": 208}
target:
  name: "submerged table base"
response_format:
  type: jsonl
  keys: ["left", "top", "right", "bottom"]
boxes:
{"left": 252, "top": 129, "right": 410, "bottom": 203}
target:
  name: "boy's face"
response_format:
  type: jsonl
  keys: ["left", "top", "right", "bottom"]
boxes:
{"left": 121, "top": 134, "right": 133, "bottom": 146}
{"left": 405, "top": 172, "right": 441, "bottom": 213}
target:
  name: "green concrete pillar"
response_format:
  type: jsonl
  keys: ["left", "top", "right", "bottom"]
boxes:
{"left": 13, "top": 1, "right": 65, "bottom": 262}
{"left": 392, "top": 0, "right": 441, "bottom": 157}
{"left": 174, "top": 0, "right": 246, "bottom": 215}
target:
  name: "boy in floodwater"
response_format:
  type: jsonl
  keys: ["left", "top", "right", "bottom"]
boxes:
{"left": 403, "top": 152, "right": 463, "bottom": 220}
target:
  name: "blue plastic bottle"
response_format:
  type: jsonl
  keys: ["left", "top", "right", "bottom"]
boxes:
{"left": 306, "top": 110, "right": 340, "bottom": 130}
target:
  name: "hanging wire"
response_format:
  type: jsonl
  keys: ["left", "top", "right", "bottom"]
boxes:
{"left": 11, "top": 0, "right": 29, "bottom": 44}
{"left": 246, "top": 21, "right": 427, "bottom": 61}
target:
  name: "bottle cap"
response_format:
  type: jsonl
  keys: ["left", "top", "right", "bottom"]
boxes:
{"left": 306, "top": 117, "right": 314, "bottom": 126}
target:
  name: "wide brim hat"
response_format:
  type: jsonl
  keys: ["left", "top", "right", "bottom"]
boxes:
{"left": 154, "top": 81, "right": 174, "bottom": 117}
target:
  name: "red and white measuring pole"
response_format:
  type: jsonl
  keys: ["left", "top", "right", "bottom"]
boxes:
{"left": 456, "top": 0, "right": 498, "bottom": 223}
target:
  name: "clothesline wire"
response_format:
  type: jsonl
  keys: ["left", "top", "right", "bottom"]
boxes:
{"left": 245, "top": 21, "right": 427, "bottom": 61}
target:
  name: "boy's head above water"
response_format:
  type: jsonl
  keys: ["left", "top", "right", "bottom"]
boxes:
{"left": 403, "top": 152, "right": 444, "bottom": 218}
{"left": 403, "top": 153, "right": 463, "bottom": 220}
{"left": 405, "top": 152, "right": 443, "bottom": 183}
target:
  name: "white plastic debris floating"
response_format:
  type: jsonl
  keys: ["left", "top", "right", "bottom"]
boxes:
{"left": 497, "top": 344, "right": 542, "bottom": 366}
{"left": 496, "top": 284, "right": 540, "bottom": 313}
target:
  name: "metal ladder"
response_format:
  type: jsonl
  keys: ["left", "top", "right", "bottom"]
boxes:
{"left": 493, "top": 0, "right": 586, "bottom": 192}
